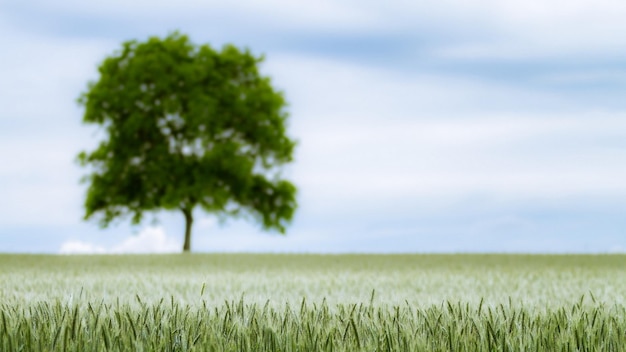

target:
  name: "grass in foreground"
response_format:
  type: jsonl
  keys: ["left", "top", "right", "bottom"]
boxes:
{"left": 2, "top": 295, "right": 625, "bottom": 351}
{"left": 1, "top": 254, "right": 625, "bottom": 351}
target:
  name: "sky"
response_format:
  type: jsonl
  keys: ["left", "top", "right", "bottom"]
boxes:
{"left": 1, "top": 0, "right": 626, "bottom": 254}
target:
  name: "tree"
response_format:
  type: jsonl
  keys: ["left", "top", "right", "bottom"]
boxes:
{"left": 77, "top": 32, "right": 297, "bottom": 252}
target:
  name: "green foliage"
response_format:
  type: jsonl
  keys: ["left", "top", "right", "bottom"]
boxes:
{"left": 77, "top": 32, "right": 297, "bottom": 250}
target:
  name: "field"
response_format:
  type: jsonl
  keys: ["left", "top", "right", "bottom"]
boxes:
{"left": 1, "top": 254, "right": 626, "bottom": 351}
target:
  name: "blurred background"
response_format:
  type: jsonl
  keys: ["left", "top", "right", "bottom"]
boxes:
{"left": 1, "top": 0, "right": 626, "bottom": 253}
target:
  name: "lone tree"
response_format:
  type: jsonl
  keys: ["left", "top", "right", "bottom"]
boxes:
{"left": 77, "top": 33, "right": 297, "bottom": 252}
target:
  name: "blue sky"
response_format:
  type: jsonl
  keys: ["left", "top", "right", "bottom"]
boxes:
{"left": 1, "top": 0, "right": 626, "bottom": 253}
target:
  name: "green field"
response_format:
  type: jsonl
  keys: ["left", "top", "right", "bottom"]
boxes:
{"left": 1, "top": 254, "right": 626, "bottom": 351}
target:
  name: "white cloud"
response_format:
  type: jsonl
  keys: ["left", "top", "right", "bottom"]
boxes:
{"left": 8, "top": 0, "right": 626, "bottom": 61}
{"left": 59, "top": 240, "right": 106, "bottom": 254}
{"left": 197, "top": 217, "right": 217, "bottom": 229}
{"left": 537, "top": 70, "right": 626, "bottom": 85}
{"left": 0, "top": 133, "right": 94, "bottom": 226}
{"left": 419, "top": 0, "right": 626, "bottom": 59}
{"left": 4, "top": 49, "right": 623, "bottom": 229}
{"left": 0, "top": 25, "right": 115, "bottom": 227}
{"left": 20, "top": 0, "right": 381, "bottom": 33}
{"left": 111, "top": 227, "right": 180, "bottom": 253}
{"left": 3, "top": 0, "right": 626, "bottom": 253}
{"left": 59, "top": 227, "right": 180, "bottom": 254}
{"left": 262, "top": 54, "right": 626, "bottom": 202}
{"left": 264, "top": 54, "right": 569, "bottom": 120}
{"left": 0, "top": 26, "right": 115, "bottom": 123}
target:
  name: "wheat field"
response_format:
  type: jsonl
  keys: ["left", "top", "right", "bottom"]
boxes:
{"left": 1, "top": 254, "right": 625, "bottom": 350}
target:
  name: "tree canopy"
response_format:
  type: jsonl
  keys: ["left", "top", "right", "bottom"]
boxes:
{"left": 77, "top": 32, "right": 297, "bottom": 252}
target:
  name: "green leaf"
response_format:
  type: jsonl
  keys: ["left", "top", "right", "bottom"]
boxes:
{"left": 77, "top": 32, "right": 297, "bottom": 252}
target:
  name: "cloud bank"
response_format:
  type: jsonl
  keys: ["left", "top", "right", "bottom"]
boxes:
{"left": 59, "top": 227, "right": 180, "bottom": 254}
{"left": 1, "top": 0, "right": 625, "bottom": 253}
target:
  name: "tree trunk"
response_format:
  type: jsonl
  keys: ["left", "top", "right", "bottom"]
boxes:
{"left": 182, "top": 208, "right": 193, "bottom": 253}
